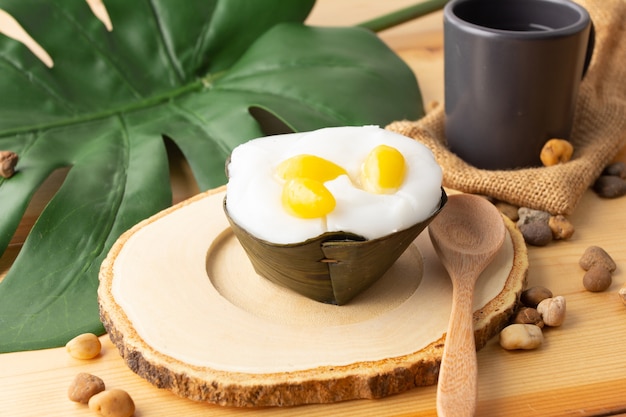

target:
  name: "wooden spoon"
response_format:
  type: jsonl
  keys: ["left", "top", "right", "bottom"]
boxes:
{"left": 428, "top": 194, "right": 506, "bottom": 417}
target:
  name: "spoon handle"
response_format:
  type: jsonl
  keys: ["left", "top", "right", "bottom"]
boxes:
{"left": 436, "top": 276, "right": 478, "bottom": 417}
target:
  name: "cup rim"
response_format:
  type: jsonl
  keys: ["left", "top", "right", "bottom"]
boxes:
{"left": 444, "top": 0, "right": 591, "bottom": 39}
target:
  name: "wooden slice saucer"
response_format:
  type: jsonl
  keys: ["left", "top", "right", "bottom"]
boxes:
{"left": 98, "top": 186, "right": 528, "bottom": 407}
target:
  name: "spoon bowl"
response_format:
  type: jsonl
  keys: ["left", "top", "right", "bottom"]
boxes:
{"left": 428, "top": 194, "right": 506, "bottom": 417}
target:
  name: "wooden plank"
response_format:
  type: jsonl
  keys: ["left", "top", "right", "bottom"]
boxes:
{"left": 2, "top": 185, "right": 626, "bottom": 416}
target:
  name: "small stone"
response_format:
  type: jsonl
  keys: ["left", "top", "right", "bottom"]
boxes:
{"left": 582, "top": 265, "right": 612, "bottom": 292}
{"left": 602, "top": 162, "right": 626, "bottom": 179}
{"left": 537, "top": 296, "right": 566, "bottom": 327}
{"left": 548, "top": 214, "right": 575, "bottom": 240}
{"left": 520, "top": 286, "right": 553, "bottom": 308}
{"left": 499, "top": 324, "right": 544, "bottom": 350}
{"left": 68, "top": 373, "right": 105, "bottom": 404}
{"left": 593, "top": 175, "right": 626, "bottom": 198}
{"left": 519, "top": 221, "right": 553, "bottom": 246}
{"left": 512, "top": 307, "right": 544, "bottom": 328}
{"left": 579, "top": 246, "right": 616, "bottom": 272}
{"left": 517, "top": 207, "right": 551, "bottom": 227}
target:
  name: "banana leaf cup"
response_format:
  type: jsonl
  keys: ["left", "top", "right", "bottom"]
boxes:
{"left": 223, "top": 189, "right": 447, "bottom": 305}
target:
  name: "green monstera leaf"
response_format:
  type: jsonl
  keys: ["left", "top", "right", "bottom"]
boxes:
{"left": 0, "top": 0, "right": 423, "bottom": 352}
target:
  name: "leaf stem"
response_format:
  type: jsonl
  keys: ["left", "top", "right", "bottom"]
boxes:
{"left": 356, "top": 0, "right": 449, "bottom": 33}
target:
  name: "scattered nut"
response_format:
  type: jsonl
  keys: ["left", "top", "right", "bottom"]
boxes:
{"left": 548, "top": 214, "right": 575, "bottom": 240}
{"left": 66, "top": 333, "right": 102, "bottom": 360}
{"left": 512, "top": 307, "right": 544, "bottom": 328}
{"left": 579, "top": 246, "right": 616, "bottom": 272}
{"left": 88, "top": 389, "right": 135, "bottom": 417}
{"left": 68, "top": 373, "right": 105, "bottom": 404}
{"left": 537, "top": 296, "right": 566, "bottom": 327}
{"left": 602, "top": 161, "right": 626, "bottom": 179}
{"left": 519, "top": 221, "right": 553, "bottom": 246}
{"left": 593, "top": 175, "right": 626, "bottom": 198}
{"left": 520, "top": 286, "right": 553, "bottom": 308}
{"left": 583, "top": 265, "right": 613, "bottom": 292}
{"left": 499, "top": 324, "right": 544, "bottom": 350}
{"left": 540, "top": 138, "right": 574, "bottom": 166}
{"left": 619, "top": 285, "right": 626, "bottom": 306}
{"left": 0, "top": 151, "right": 18, "bottom": 178}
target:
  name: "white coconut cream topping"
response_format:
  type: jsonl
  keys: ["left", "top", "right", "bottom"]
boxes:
{"left": 225, "top": 126, "right": 443, "bottom": 244}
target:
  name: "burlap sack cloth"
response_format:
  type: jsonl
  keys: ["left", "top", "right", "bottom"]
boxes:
{"left": 386, "top": 0, "right": 626, "bottom": 215}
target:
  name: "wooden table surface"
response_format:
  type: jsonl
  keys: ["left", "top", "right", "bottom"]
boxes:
{"left": 2, "top": 1, "right": 626, "bottom": 416}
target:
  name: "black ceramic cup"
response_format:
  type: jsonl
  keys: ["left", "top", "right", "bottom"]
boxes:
{"left": 444, "top": 0, "right": 594, "bottom": 170}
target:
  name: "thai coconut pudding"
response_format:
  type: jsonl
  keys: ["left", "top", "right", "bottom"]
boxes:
{"left": 224, "top": 125, "right": 445, "bottom": 304}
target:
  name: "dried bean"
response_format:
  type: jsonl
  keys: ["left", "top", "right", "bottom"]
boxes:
{"left": 540, "top": 138, "right": 574, "bottom": 166}
{"left": 88, "top": 389, "right": 135, "bottom": 417}
{"left": 66, "top": 333, "right": 102, "bottom": 360}
{"left": 0, "top": 151, "right": 18, "bottom": 178}
{"left": 548, "top": 214, "right": 575, "bottom": 240}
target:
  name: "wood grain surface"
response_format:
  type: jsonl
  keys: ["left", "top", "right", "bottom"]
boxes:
{"left": 2, "top": 1, "right": 626, "bottom": 416}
